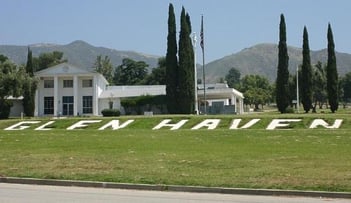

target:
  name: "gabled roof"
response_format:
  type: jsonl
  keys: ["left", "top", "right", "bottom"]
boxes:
{"left": 35, "top": 63, "right": 96, "bottom": 76}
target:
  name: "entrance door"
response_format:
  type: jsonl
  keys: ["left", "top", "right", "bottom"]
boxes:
{"left": 62, "top": 96, "right": 74, "bottom": 116}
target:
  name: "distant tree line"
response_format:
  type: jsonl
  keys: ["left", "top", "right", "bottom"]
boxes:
{"left": 224, "top": 14, "right": 350, "bottom": 114}
{"left": 93, "top": 55, "right": 166, "bottom": 86}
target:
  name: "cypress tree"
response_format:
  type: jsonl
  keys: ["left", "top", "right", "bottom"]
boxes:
{"left": 301, "top": 26, "right": 313, "bottom": 113}
{"left": 178, "top": 7, "right": 194, "bottom": 114}
{"left": 165, "top": 3, "right": 179, "bottom": 114}
{"left": 276, "top": 14, "right": 290, "bottom": 113}
{"left": 23, "top": 47, "right": 37, "bottom": 117}
{"left": 326, "top": 23, "right": 338, "bottom": 113}
{"left": 26, "top": 47, "right": 34, "bottom": 76}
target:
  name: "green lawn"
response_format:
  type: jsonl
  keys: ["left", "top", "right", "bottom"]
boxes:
{"left": 0, "top": 112, "right": 350, "bottom": 192}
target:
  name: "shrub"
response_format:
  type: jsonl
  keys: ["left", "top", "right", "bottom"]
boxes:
{"left": 101, "top": 109, "right": 120, "bottom": 117}
{"left": 0, "top": 100, "right": 13, "bottom": 119}
{"left": 121, "top": 95, "right": 167, "bottom": 115}
{"left": 285, "top": 106, "right": 295, "bottom": 113}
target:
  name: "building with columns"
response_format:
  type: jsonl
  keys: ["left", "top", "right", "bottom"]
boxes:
{"left": 34, "top": 63, "right": 107, "bottom": 117}
{"left": 30, "top": 63, "right": 244, "bottom": 117}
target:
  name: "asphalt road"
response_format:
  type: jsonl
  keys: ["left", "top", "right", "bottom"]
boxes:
{"left": 0, "top": 183, "right": 349, "bottom": 203}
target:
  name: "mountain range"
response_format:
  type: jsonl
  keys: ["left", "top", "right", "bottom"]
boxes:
{"left": 205, "top": 43, "right": 351, "bottom": 82}
{"left": 0, "top": 40, "right": 160, "bottom": 72}
{"left": 0, "top": 40, "right": 350, "bottom": 82}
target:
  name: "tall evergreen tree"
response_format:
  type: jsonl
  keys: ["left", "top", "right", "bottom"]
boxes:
{"left": 165, "top": 3, "right": 179, "bottom": 114}
{"left": 276, "top": 14, "right": 290, "bottom": 113}
{"left": 25, "top": 47, "right": 34, "bottom": 76}
{"left": 326, "top": 23, "right": 338, "bottom": 113}
{"left": 178, "top": 7, "right": 194, "bottom": 114}
{"left": 301, "top": 26, "right": 313, "bottom": 113}
{"left": 22, "top": 47, "right": 37, "bottom": 117}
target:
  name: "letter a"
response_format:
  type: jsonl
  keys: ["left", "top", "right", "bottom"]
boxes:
{"left": 192, "top": 119, "right": 221, "bottom": 130}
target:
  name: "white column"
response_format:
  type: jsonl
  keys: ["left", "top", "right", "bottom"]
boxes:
{"left": 73, "top": 75, "right": 78, "bottom": 116}
{"left": 92, "top": 75, "right": 98, "bottom": 116}
{"left": 233, "top": 95, "right": 237, "bottom": 114}
{"left": 54, "top": 76, "right": 58, "bottom": 116}
{"left": 34, "top": 89, "right": 39, "bottom": 117}
{"left": 240, "top": 98, "right": 244, "bottom": 114}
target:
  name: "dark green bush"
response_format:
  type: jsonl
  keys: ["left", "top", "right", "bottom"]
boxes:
{"left": 0, "top": 100, "right": 13, "bottom": 119}
{"left": 285, "top": 106, "right": 295, "bottom": 113}
{"left": 121, "top": 95, "right": 166, "bottom": 108}
{"left": 101, "top": 109, "right": 120, "bottom": 117}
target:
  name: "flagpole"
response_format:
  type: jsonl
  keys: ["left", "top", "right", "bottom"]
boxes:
{"left": 202, "top": 42, "right": 206, "bottom": 114}
{"left": 192, "top": 32, "right": 199, "bottom": 115}
{"left": 200, "top": 15, "right": 206, "bottom": 114}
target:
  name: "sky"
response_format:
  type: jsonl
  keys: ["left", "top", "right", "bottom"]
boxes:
{"left": 1, "top": 0, "right": 351, "bottom": 62}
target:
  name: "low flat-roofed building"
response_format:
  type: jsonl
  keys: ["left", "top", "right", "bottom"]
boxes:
{"left": 9, "top": 63, "right": 244, "bottom": 116}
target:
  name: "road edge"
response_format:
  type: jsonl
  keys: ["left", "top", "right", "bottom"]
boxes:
{"left": 1, "top": 177, "right": 350, "bottom": 199}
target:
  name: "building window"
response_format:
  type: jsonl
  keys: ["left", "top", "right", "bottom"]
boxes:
{"left": 82, "top": 96, "right": 93, "bottom": 114}
{"left": 82, "top": 79, "right": 93, "bottom": 87}
{"left": 44, "top": 80, "right": 54, "bottom": 88}
{"left": 44, "top": 97, "right": 54, "bottom": 114}
{"left": 63, "top": 80, "right": 73, "bottom": 88}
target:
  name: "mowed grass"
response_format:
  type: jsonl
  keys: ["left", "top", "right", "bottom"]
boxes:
{"left": 0, "top": 112, "right": 351, "bottom": 192}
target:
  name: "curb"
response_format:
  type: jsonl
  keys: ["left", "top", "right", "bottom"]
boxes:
{"left": 1, "top": 177, "right": 350, "bottom": 199}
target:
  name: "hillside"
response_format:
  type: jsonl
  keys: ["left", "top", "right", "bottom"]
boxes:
{"left": 204, "top": 43, "right": 351, "bottom": 82}
{"left": 1, "top": 41, "right": 350, "bottom": 82}
{"left": 0, "top": 40, "right": 160, "bottom": 71}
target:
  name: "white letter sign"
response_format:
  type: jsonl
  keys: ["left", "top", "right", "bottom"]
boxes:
{"left": 192, "top": 119, "right": 221, "bottom": 130}
{"left": 67, "top": 120, "right": 102, "bottom": 130}
{"left": 35, "top": 121, "right": 56, "bottom": 130}
{"left": 98, "top": 120, "right": 134, "bottom": 130}
{"left": 309, "top": 119, "right": 343, "bottom": 129}
{"left": 230, "top": 119, "right": 261, "bottom": 129}
{"left": 5, "top": 121, "right": 41, "bottom": 130}
{"left": 266, "top": 119, "right": 301, "bottom": 130}
{"left": 153, "top": 119, "right": 188, "bottom": 130}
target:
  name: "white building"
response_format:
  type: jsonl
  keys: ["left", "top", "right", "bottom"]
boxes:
{"left": 27, "top": 63, "right": 244, "bottom": 117}
{"left": 34, "top": 63, "right": 107, "bottom": 117}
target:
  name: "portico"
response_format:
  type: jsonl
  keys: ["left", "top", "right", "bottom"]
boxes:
{"left": 197, "top": 83, "right": 244, "bottom": 114}
{"left": 34, "top": 63, "right": 108, "bottom": 117}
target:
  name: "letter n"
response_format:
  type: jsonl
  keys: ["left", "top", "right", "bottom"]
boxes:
{"left": 309, "top": 119, "right": 343, "bottom": 129}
